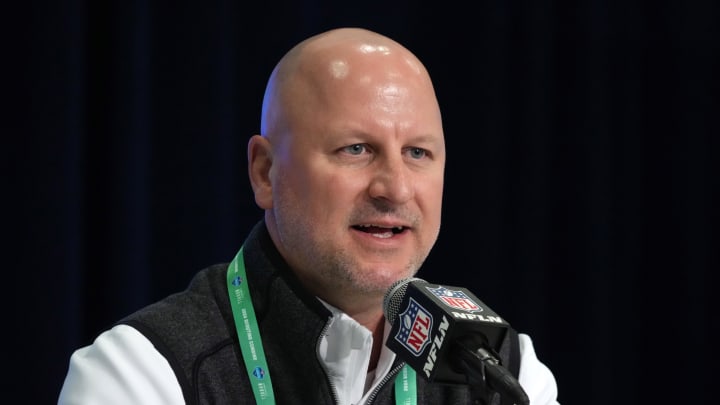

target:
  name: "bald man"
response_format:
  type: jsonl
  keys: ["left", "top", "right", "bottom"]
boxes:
{"left": 59, "top": 28, "right": 559, "bottom": 405}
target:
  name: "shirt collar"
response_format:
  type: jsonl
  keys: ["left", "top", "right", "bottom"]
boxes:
{"left": 317, "top": 299, "right": 398, "bottom": 404}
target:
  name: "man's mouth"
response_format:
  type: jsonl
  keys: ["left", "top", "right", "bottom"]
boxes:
{"left": 352, "top": 224, "right": 407, "bottom": 238}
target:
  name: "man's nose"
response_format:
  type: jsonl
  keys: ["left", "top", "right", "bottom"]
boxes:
{"left": 367, "top": 155, "right": 414, "bottom": 204}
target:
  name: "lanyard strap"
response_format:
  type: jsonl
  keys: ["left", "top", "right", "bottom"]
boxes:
{"left": 226, "top": 247, "right": 416, "bottom": 404}
{"left": 227, "top": 247, "right": 276, "bottom": 403}
{"left": 395, "top": 364, "right": 417, "bottom": 405}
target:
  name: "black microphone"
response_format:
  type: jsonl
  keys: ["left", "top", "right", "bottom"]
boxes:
{"left": 383, "top": 277, "right": 529, "bottom": 405}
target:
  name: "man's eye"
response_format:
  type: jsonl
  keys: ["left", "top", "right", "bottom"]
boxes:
{"left": 344, "top": 144, "right": 367, "bottom": 155}
{"left": 408, "top": 147, "right": 427, "bottom": 159}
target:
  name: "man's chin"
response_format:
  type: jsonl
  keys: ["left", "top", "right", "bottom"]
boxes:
{"left": 349, "top": 267, "right": 415, "bottom": 294}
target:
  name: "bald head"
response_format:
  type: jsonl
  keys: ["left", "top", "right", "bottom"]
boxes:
{"left": 247, "top": 27, "right": 445, "bottom": 317}
{"left": 260, "top": 27, "right": 440, "bottom": 139}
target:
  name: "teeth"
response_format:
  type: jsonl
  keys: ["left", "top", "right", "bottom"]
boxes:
{"left": 355, "top": 224, "right": 405, "bottom": 236}
{"left": 372, "top": 231, "right": 393, "bottom": 239}
{"left": 357, "top": 224, "right": 403, "bottom": 230}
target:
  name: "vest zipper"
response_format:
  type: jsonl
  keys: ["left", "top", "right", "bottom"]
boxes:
{"left": 316, "top": 320, "right": 342, "bottom": 404}
{"left": 363, "top": 362, "right": 406, "bottom": 404}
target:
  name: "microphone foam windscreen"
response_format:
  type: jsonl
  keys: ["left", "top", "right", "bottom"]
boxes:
{"left": 382, "top": 277, "right": 425, "bottom": 322}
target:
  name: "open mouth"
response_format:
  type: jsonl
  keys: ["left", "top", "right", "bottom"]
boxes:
{"left": 352, "top": 224, "right": 407, "bottom": 238}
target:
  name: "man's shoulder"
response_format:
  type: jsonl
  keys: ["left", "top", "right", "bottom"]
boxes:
{"left": 119, "top": 263, "right": 233, "bottom": 345}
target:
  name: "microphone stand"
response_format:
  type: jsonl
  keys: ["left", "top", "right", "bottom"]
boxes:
{"left": 452, "top": 339, "right": 530, "bottom": 405}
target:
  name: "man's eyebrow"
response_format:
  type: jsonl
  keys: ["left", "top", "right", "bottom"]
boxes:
{"left": 407, "top": 134, "right": 445, "bottom": 146}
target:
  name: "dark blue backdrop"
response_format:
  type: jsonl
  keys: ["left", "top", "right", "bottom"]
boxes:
{"left": 5, "top": 1, "right": 718, "bottom": 403}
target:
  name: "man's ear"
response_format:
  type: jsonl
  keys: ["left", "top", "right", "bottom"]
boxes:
{"left": 247, "top": 135, "right": 274, "bottom": 209}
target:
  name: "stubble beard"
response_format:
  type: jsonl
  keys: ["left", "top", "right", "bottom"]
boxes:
{"left": 316, "top": 244, "right": 420, "bottom": 298}
{"left": 271, "top": 181, "right": 427, "bottom": 300}
{"left": 273, "top": 211, "right": 422, "bottom": 300}
{"left": 281, "top": 224, "right": 420, "bottom": 299}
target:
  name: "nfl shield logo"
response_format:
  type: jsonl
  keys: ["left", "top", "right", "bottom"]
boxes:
{"left": 394, "top": 297, "right": 433, "bottom": 356}
{"left": 427, "top": 286, "right": 482, "bottom": 312}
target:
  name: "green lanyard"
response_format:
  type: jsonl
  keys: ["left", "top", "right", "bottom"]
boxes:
{"left": 394, "top": 364, "right": 417, "bottom": 405}
{"left": 226, "top": 247, "right": 417, "bottom": 404}
{"left": 227, "top": 247, "right": 276, "bottom": 403}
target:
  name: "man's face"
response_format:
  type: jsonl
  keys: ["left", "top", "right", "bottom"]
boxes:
{"left": 266, "top": 49, "right": 445, "bottom": 301}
